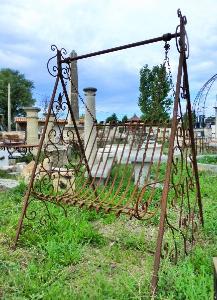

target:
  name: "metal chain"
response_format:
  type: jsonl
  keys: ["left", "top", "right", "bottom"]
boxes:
{"left": 69, "top": 68, "right": 97, "bottom": 123}
{"left": 164, "top": 42, "right": 176, "bottom": 98}
{"left": 68, "top": 44, "right": 175, "bottom": 124}
{"left": 164, "top": 42, "right": 184, "bottom": 128}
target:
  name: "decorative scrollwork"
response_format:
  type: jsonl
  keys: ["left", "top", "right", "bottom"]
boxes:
{"left": 0, "top": 144, "right": 36, "bottom": 159}
{"left": 62, "top": 63, "right": 71, "bottom": 81}
{"left": 60, "top": 47, "right": 67, "bottom": 59}
{"left": 176, "top": 9, "right": 189, "bottom": 58}
{"left": 60, "top": 47, "right": 71, "bottom": 80}
{"left": 47, "top": 45, "right": 59, "bottom": 77}
{"left": 47, "top": 45, "right": 71, "bottom": 79}
{"left": 23, "top": 193, "right": 68, "bottom": 231}
{"left": 167, "top": 77, "right": 200, "bottom": 258}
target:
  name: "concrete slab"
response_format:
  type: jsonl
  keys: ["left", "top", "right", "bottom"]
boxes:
{"left": 0, "top": 179, "right": 19, "bottom": 189}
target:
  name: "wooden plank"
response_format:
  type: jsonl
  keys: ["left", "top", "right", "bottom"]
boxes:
{"left": 0, "top": 143, "right": 38, "bottom": 148}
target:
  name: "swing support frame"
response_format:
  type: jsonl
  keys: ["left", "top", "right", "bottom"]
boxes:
{"left": 14, "top": 9, "right": 203, "bottom": 296}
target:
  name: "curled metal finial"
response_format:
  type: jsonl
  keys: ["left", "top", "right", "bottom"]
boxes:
{"left": 60, "top": 47, "right": 67, "bottom": 59}
{"left": 177, "top": 8, "right": 181, "bottom": 17}
{"left": 47, "top": 45, "right": 71, "bottom": 80}
{"left": 175, "top": 10, "right": 189, "bottom": 58}
{"left": 177, "top": 9, "right": 187, "bottom": 25}
{"left": 62, "top": 65, "right": 71, "bottom": 80}
{"left": 59, "top": 48, "right": 71, "bottom": 80}
{"left": 47, "top": 45, "right": 59, "bottom": 77}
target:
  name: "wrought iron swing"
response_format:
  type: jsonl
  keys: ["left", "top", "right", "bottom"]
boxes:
{"left": 14, "top": 9, "right": 203, "bottom": 294}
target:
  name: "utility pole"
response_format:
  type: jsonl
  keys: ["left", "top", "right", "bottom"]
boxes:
{"left": 214, "top": 96, "right": 217, "bottom": 140}
{"left": 8, "top": 82, "right": 11, "bottom": 131}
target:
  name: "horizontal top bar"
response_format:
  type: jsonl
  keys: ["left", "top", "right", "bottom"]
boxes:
{"left": 61, "top": 32, "right": 180, "bottom": 63}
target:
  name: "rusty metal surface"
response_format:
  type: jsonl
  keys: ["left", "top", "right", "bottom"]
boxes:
{"left": 61, "top": 32, "right": 180, "bottom": 64}
{"left": 14, "top": 76, "right": 60, "bottom": 247}
{"left": 194, "top": 136, "right": 217, "bottom": 155}
{"left": 183, "top": 54, "right": 203, "bottom": 225}
{"left": 151, "top": 9, "right": 187, "bottom": 293}
{"left": 0, "top": 143, "right": 38, "bottom": 159}
{"left": 30, "top": 120, "right": 169, "bottom": 218}
{"left": 14, "top": 9, "right": 203, "bottom": 297}
{"left": 0, "top": 132, "right": 38, "bottom": 159}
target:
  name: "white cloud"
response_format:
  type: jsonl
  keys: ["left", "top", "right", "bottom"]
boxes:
{"left": 1, "top": 0, "right": 217, "bottom": 118}
{"left": 0, "top": 48, "right": 33, "bottom": 68}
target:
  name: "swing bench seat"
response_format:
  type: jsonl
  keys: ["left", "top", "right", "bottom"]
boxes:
{"left": 31, "top": 120, "right": 171, "bottom": 220}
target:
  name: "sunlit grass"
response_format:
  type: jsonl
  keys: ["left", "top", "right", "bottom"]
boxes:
{"left": 0, "top": 169, "right": 216, "bottom": 299}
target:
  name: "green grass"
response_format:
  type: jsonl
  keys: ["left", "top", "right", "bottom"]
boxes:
{"left": 0, "top": 169, "right": 17, "bottom": 179}
{"left": 0, "top": 170, "right": 216, "bottom": 299}
{"left": 0, "top": 183, "right": 154, "bottom": 299}
{"left": 197, "top": 155, "right": 217, "bottom": 165}
{"left": 157, "top": 172, "right": 217, "bottom": 299}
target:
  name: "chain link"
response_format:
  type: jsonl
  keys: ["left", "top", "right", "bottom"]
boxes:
{"left": 68, "top": 44, "right": 175, "bottom": 124}
{"left": 69, "top": 67, "right": 97, "bottom": 123}
{"left": 164, "top": 42, "right": 176, "bottom": 98}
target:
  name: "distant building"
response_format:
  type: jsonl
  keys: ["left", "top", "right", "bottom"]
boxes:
{"left": 194, "top": 114, "right": 216, "bottom": 139}
{"left": 129, "top": 114, "right": 140, "bottom": 122}
{"left": 14, "top": 117, "right": 84, "bottom": 136}
{"left": 15, "top": 117, "right": 65, "bottom": 132}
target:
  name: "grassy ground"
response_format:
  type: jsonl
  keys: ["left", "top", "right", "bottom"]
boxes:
{"left": 0, "top": 170, "right": 216, "bottom": 299}
{"left": 197, "top": 155, "right": 217, "bottom": 164}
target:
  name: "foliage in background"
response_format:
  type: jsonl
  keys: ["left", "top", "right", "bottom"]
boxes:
{"left": 182, "top": 110, "right": 197, "bottom": 130}
{"left": 105, "top": 113, "right": 119, "bottom": 123}
{"left": 15, "top": 153, "right": 35, "bottom": 164}
{"left": 0, "top": 68, "right": 35, "bottom": 128}
{"left": 121, "top": 115, "right": 128, "bottom": 123}
{"left": 197, "top": 155, "right": 217, "bottom": 164}
{"left": 138, "top": 64, "right": 172, "bottom": 121}
{"left": 0, "top": 169, "right": 16, "bottom": 179}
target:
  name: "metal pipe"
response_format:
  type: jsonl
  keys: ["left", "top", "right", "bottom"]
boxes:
{"left": 62, "top": 32, "right": 180, "bottom": 63}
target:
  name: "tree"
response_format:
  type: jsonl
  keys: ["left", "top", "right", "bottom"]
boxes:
{"left": 122, "top": 115, "right": 128, "bottom": 122}
{"left": 106, "top": 113, "right": 118, "bottom": 123}
{"left": 37, "top": 95, "right": 49, "bottom": 114}
{"left": 183, "top": 110, "right": 197, "bottom": 130}
{"left": 138, "top": 64, "right": 172, "bottom": 121}
{"left": 0, "top": 68, "right": 35, "bottom": 128}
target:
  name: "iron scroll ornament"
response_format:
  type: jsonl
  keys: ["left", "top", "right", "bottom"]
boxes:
{"left": 47, "top": 45, "right": 70, "bottom": 80}
{"left": 176, "top": 9, "right": 189, "bottom": 59}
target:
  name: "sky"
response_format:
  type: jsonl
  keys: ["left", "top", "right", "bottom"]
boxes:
{"left": 0, "top": 0, "right": 217, "bottom": 120}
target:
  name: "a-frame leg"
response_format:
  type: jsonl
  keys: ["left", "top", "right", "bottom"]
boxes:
{"left": 182, "top": 55, "right": 203, "bottom": 225}
{"left": 151, "top": 50, "right": 185, "bottom": 295}
{"left": 13, "top": 76, "right": 59, "bottom": 248}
